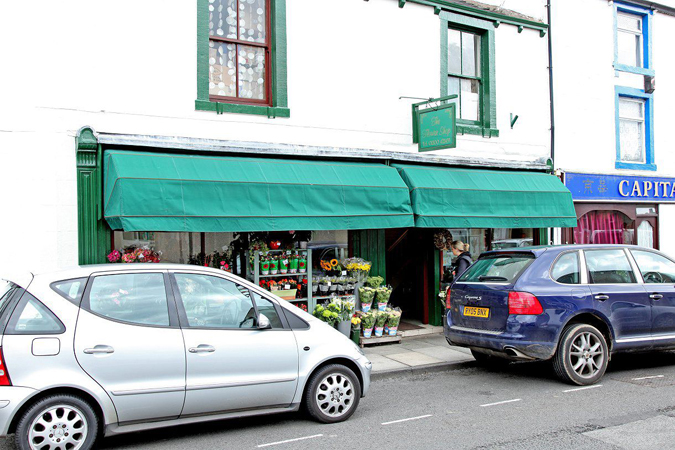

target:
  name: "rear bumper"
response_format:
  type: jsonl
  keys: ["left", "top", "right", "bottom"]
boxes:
{"left": 0, "top": 386, "right": 38, "bottom": 436}
{"left": 445, "top": 326, "right": 556, "bottom": 361}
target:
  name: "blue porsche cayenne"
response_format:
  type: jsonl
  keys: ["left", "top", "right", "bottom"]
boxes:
{"left": 445, "top": 245, "right": 675, "bottom": 385}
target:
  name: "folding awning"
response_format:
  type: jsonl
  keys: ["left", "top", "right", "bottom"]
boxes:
{"left": 393, "top": 164, "right": 577, "bottom": 228}
{"left": 103, "top": 150, "right": 415, "bottom": 232}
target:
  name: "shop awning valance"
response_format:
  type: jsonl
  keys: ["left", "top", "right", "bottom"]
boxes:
{"left": 103, "top": 150, "right": 414, "bottom": 232}
{"left": 393, "top": 164, "right": 577, "bottom": 228}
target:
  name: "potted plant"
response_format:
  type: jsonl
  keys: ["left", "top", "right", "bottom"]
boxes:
{"left": 313, "top": 303, "right": 339, "bottom": 328}
{"left": 361, "top": 312, "right": 375, "bottom": 338}
{"left": 366, "top": 276, "right": 384, "bottom": 289}
{"left": 376, "top": 286, "right": 392, "bottom": 311}
{"left": 386, "top": 308, "right": 402, "bottom": 336}
{"left": 270, "top": 256, "right": 279, "bottom": 275}
{"left": 260, "top": 256, "right": 270, "bottom": 275}
{"left": 298, "top": 253, "right": 307, "bottom": 273}
{"left": 374, "top": 311, "right": 388, "bottom": 337}
{"left": 358, "top": 286, "right": 375, "bottom": 312}
{"left": 312, "top": 277, "right": 319, "bottom": 294}
{"left": 289, "top": 253, "right": 299, "bottom": 274}
{"left": 318, "top": 278, "right": 329, "bottom": 295}
{"left": 329, "top": 277, "right": 338, "bottom": 294}
{"left": 279, "top": 254, "right": 289, "bottom": 274}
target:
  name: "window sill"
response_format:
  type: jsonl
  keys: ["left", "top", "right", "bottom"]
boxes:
{"left": 457, "top": 123, "right": 499, "bottom": 138}
{"left": 613, "top": 63, "right": 655, "bottom": 76}
{"left": 195, "top": 100, "right": 290, "bottom": 118}
{"left": 615, "top": 161, "right": 657, "bottom": 171}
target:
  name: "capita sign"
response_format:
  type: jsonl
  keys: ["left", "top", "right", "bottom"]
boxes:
{"left": 565, "top": 172, "right": 675, "bottom": 203}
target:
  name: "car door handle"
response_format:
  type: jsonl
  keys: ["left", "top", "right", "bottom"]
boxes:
{"left": 189, "top": 345, "right": 216, "bottom": 353}
{"left": 594, "top": 294, "right": 610, "bottom": 301}
{"left": 650, "top": 293, "right": 664, "bottom": 300}
{"left": 83, "top": 345, "right": 114, "bottom": 355}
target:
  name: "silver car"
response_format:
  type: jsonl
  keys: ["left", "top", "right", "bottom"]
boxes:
{"left": 0, "top": 265, "right": 371, "bottom": 450}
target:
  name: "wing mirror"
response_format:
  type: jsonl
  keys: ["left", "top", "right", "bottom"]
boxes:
{"left": 257, "top": 313, "right": 272, "bottom": 330}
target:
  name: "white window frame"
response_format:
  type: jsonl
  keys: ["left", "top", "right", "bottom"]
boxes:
{"left": 618, "top": 96, "right": 646, "bottom": 164}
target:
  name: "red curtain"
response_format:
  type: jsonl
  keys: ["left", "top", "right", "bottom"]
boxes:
{"left": 574, "top": 210, "right": 630, "bottom": 244}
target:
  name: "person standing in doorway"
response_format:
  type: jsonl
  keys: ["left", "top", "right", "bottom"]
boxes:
{"left": 451, "top": 241, "right": 473, "bottom": 279}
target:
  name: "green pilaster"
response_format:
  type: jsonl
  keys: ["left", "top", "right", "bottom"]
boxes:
{"left": 539, "top": 228, "right": 549, "bottom": 246}
{"left": 352, "top": 230, "right": 386, "bottom": 280}
{"left": 76, "top": 127, "right": 110, "bottom": 265}
{"left": 428, "top": 247, "right": 442, "bottom": 326}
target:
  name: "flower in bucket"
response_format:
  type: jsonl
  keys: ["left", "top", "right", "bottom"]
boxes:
{"left": 386, "top": 308, "right": 402, "bottom": 336}
{"left": 376, "top": 286, "right": 392, "bottom": 310}
{"left": 107, "top": 250, "right": 121, "bottom": 263}
{"left": 361, "top": 312, "right": 375, "bottom": 338}
{"left": 351, "top": 316, "right": 361, "bottom": 329}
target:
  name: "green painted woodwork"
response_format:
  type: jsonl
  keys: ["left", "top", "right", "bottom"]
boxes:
{"left": 428, "top": 247, "right": 442, "bottom": 326}
{"left": 440, "top": 11, "right": 498, "bottom": 138}
{"left": 538, "top": 228, "right": 549, "bottom": 245}
{"left": 76, "top": 128, "right": 111, "bottom": 265}
{"left": 401, "top": 0, "right": 548, "bottom": 35}
{"left": 195, "top": 0, "right": 289, "bottom": 117}
{"left": 393, "top": 164, "right": 578, "bottom": 228}
{"left": 103, "top": 150, "right": 415, "bottom": 232}
{"left": 352, "top": 230, "right": 387, "bottom": 280}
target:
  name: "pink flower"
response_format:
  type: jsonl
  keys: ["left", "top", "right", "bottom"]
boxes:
{"left": 107, "top": 250, "right": 121, "bottom": 263}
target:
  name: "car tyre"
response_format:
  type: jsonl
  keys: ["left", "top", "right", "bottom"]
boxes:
{"left": 553, "top": 323, "right": 608, "bottom": 386}
{"left": 15, "top": 394, "right": 99, "bottom": 450}
{"left": 304, "top": 364, "right": 361, "bottom": 424}
{"left": 471, "top": 349, "right": 511, "bottom": 367}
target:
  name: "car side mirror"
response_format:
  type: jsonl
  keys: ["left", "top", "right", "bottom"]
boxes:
{"left": 257, "top": 313, "right": 272, "bottom": 330}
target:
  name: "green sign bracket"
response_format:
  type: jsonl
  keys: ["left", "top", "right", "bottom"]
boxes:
{"left": 411, "top": 94, "right": 458, "bottom": 152}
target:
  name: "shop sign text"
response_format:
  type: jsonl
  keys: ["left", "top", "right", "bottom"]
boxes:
{"left": 416, "top": 103, "right": 456, "bottom": 152}
{"left": 566, "top": 172, "right": 675, "bottom": 202}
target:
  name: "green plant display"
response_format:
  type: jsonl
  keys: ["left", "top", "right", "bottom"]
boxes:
{"left": 366, "top": 276, "right": 384, "bottom": 288}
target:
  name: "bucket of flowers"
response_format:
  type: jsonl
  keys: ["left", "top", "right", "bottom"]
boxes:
{"left": 351, "top": 315, "right": 361, "bottom": 345}
{"left": 108, "top": 247, "right": 161, "bottom": 264}
{"left": 376, "top": 286, "right": 393, "bottom": 311}
{"left": 385, "top": 308, "right": 402, "bottom": 336}
{"left": 374, "top": 311, "right": 388, "bottom": 337}
{"left": 335, "top": 298, "right": 354, "bottom": 337}
{"left": 342, "top": 257, "right": 372, "bottom": 282}
{"left": 313, "top": 303, "right": 339, "bottom": 328}
{"left": 361, "top": 312, "right": 375, "bottom": 338}
{"left": 358, "top": 287, "right": 375, "bottom": 312}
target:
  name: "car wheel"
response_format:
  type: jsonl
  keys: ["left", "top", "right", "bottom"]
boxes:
{"left": 553, "top": 324, "right": 608, "bottom": 386}
{"left": 471, "top": 349, "right": 510, "bottom": 367}
{"left": 15, "top": 394, "right": 99, "bottom": 450}
{"left": 304, "top": 364, "right": 361, "bottom": 424}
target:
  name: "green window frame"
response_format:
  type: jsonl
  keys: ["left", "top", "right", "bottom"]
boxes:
{"left": 195, "top": 0, "right": 290, "bottom": 117}
{"left": 440, "top": 11, "right": 497, "bottom": 137}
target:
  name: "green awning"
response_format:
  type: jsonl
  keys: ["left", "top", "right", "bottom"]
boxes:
{"left": 393, "top": 164, "right": 577, "bottom": 228}
{"left": 103, "top": 150, "right": 414, "bottom": 232}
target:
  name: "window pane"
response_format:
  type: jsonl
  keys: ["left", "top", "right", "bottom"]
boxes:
{"left": 461, "top": 32, "right": 480, "bottom": 77}
{"left": 9, "top": 293, "right": 64, "bottom": 334}
{"left": 619, "top": 98, "right": 643, "bottom": 119}
{"left": 89, "top": 274, "right": 169, "bottom": 326}
{"left": 632, "top": 250, "right": 675, "bottom": 282}
{"left": 209, "top": 41, "right": 237, "bottom": 97}
{"left": 251, "top": 291, "right": 283, "bottom": 329}
{"left": 460, "top": 79, "right": 480, "bottom": 121}
{"left": 619, "top": 119, "right": 644, "bottom": 162}
{"left": 617, "top": 13, "right": 641, "bottom": 32}
{"left": 209, "top": 0, "right": 237, "bottom": 39}
{"left": 174, "top": 274, "right": 257, "bottom": 328}
{"left": 447, "top": 76, "right": 460, "bottom": 114}
{"left": 585, "top": 249, "right": 636, "bottom": 284}
{"left": 617, "top": 30, "right": 641, "bottom": 67}
{"left": 637, "top": 221, "right": 654, "bottom": 248}
{"left": 574, "top": 210, "right": 635, "bottom": 245}
{"left": 240, "top": 0, "right": 266, "bottom": 44}
{"left": 448, "top": 29, "right": 461, "bottom": 74}
{"left": 551, "top": 252, "right": 580, "bottom": 284}
{"left": 52, "top": 278, "right": 87, "bottom": 305}
{"left": 238, "top": 45, "right": 266, "bottom": 100}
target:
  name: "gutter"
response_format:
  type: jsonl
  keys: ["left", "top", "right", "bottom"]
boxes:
{"left": 612, "top": 0, "right": 675, "bottom": 17}
{"left": 547, "top": 0, "right": 555, "bottom": 169}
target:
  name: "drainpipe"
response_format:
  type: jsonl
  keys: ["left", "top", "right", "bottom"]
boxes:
{"left": 547, "top": 0, "right": 555, "bottom": 169}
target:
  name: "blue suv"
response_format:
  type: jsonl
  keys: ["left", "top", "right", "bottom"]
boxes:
{"left": 445, "top": 245, "right": 675, "bottom": 385}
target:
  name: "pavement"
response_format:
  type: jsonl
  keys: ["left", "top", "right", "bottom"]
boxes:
{"left": 363, "top": 332, "right": 475, "bottom": 379}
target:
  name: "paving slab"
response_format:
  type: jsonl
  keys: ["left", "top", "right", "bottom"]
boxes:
{"left": 364, "top": 353, "right": 409, "bottom": 371}
{"left": 413, "top": 345, "right": 475, "bottom": 363}
{"left": 385, "top": 351, "right": 444, "bottom": 367}
{"left": 584, "top": 415, "right": 675, "bottom": 450}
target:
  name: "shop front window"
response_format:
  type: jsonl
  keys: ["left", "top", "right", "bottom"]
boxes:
{"left": 574, "top": 210, "right": 635, "bottom": 245}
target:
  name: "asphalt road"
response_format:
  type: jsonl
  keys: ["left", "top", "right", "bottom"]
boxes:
{"left": 7, "top": 352, "right": 675, "bottom": 450}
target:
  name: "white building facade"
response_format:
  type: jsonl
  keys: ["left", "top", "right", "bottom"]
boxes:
{"left": 553, "top": 0, "right": 675, "bottom": 254}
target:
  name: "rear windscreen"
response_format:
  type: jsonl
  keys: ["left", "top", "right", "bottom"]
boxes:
{"left": 458, "top": 253, "right": 535, "bottom": 283}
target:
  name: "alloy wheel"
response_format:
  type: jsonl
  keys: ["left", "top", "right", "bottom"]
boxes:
{"left": 315, "top": 372, "right": 354, "bottom": 418}
{"left": 28, "top": 404, "right": 88, "bottom": 450}
{"left": 569, "top": 331, "right": 605, "bottom": 379}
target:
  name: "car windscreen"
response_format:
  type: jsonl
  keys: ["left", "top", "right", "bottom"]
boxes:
{"left": 458, "top": 253, "right": 535, "bottom": 283}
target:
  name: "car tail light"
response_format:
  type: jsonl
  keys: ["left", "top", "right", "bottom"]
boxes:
{"left": 445, "top": 289, "right": 452, "bottom": 310}
{"left": 0, "top": 349, "right": 11, "bottom": 386}
{"left": 508, "top": 292, "right": 543, "bottom": 315}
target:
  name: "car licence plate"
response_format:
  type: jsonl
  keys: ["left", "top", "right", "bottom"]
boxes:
{"left": 463, "top": 306, "right": 489, "bottom": 318}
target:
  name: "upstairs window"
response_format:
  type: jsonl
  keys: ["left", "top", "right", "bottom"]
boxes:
{"left": 209, "top": 0, "right": 269, "bottom": 104}
{"left": 615, "top": 86, "right": 655, "bottom": 171}
{"left": 440, "top": 12, "right": 497, "bottom": 137}
{"left": 613, "top": 3, "right": 653, "bottom": 75}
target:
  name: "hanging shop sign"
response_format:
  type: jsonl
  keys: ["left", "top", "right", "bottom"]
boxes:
{"left": 566, "top": 172, "right": 675, "bottom": 203}
{"left": 412, "top": 95, "right": 457, "bottom": 152}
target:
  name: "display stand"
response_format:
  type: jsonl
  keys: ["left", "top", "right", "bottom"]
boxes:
{"left": 359, "top": 334, "right": 402, "bottom": 348}
{"left": 251, "top": 249, "right": 314, "bottom": 310}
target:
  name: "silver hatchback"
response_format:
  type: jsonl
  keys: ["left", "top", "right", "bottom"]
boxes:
{"left": 0, "top": 265, "right": 371, "bottom": 450}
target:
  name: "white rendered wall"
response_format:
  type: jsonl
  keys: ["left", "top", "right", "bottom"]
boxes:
{"left": 0, "top": 0, "right": 550, "bottom": 273}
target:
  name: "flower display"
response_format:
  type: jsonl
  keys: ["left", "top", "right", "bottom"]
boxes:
{"left": 108, "top": 247, "right": 161, "bottom": 264}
